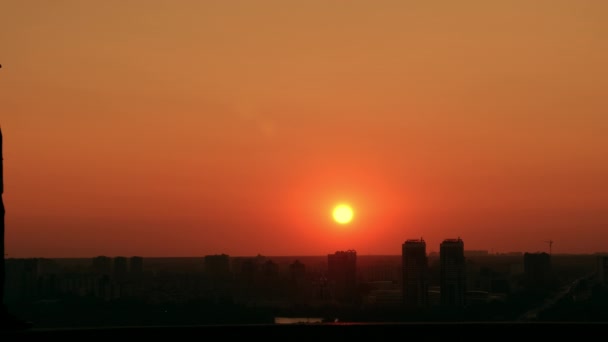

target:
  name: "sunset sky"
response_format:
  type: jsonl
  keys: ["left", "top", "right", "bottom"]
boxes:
{"left": 1, "top": 0, "right": 607, "bottom": 258}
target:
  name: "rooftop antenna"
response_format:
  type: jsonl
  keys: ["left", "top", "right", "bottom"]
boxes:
{"left": 544, "top": 240, "right": 554, "bottom": 255}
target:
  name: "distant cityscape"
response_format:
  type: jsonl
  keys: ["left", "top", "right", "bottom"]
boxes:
{"left": 2, "top": 110, "right": 608, "bottom": 329}
{"left": 2, "top": 126, "right": 608, "bottom": 324}
{"left": 5, "top": 237, "right": 608, "bottom": 327}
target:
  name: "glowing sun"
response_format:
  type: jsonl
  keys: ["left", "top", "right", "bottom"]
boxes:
{"left": 332, "top": 204, "right": 354, "bottom": 225}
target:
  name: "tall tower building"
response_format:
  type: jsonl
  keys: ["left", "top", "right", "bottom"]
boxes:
{"left": 0, "top": 127, "right": 5, "bottom": 303}
{"left": 440, "top": 238, "right": 466, "bottom": 308}
{"left": 0, "top": 126, "right": 34, "bottom": 329}
{"left": 598, "top": 255, "right": 608, "bottom": 286}
{"left": 204, "top": 254, "right": 231, "bottom": 281}
{"left": 289, "top": 260, "right": 307, "bottom": 303}
{"left": 92, "top": 256, "right": 112, "bottom": 276}
{"left": 523, "top": 252, "right": 554, "bottom": 291}
{"left": 402, "top": 239, "right": 429, "bottom": 309}
{"left": 113, "top": 257, "right": 128, "bottom": 280}
{"left": 130, "top": 256, "right": 144, "bottom": 275}
{"left": 327, "top": 250, "right": 357, "bottom": 303}
{"left": 289, "top": 259, "right": 306, "bottom": 286}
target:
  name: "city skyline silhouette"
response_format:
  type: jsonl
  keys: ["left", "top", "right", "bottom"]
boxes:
{"left": 2, "top": 1, "right": 608, "bottom": 258}
{"left": 2, "top": 0, "right": 608, "bottom": 334}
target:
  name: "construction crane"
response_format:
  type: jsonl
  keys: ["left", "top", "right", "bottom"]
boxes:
{"left": 544, "top": 240, "right": 554, "bottom": 255}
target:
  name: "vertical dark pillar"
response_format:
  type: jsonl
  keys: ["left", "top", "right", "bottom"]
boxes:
{"left": 0, "top": 127, "right": 5, "bottom": 306}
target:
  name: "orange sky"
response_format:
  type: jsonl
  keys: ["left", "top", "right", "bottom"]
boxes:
{"left": 1, "top": 0, "right": 607, "bottom": 257}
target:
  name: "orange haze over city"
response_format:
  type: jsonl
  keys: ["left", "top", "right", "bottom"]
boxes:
{"left": 1, "top": 0, "right": 607, "bottom": 258}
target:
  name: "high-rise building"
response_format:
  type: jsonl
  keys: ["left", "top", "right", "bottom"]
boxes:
{"left": 130, "top": 256, "right": 144, "bottom": 275}
{"left": 523, "top": 252, "right": 554, "bottom": 291}
{"left": 113, "top": 257, "right": 128, "bottom": 280}
{"left": 238, "top": 258, "right": 259, "bottom": 285}
{"left": 402, "top": 239, "right": 429, "bottom": 309}
{"left": 1, "top": 127, "right": 5, "bottom": 303}
{"left": 288, "top": 260, "right": 307, "bottom": 303}
{"left": 327, "top": 250, "right": 357, "bottom": 303}
{"left": 289, "top": 260, "right": 306, "bottom": 279}
{"left": 204, "top": 254, "right": 231, "bottom": 281}
{"left": 598, "top": 255, "right": 608, "bottom": 286}
{"left": 440, "top": 238, "right": 466, "bottom": 308}
{"left": 260, "top": 259, "right": 280, "bottom": 295}
{"left": 92, "top": 256, "right": 112, "bottom": 275}
{"left": 289, "top": 259, "right": 306, "bottom": 286}
{"left": 262, "top": 259, "right": 279, "bottom": 278}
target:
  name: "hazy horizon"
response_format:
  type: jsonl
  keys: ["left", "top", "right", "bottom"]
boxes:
{"left": 6, "top": 245, "right": 604, "bottom": 260}
{"left": 1, "top": 0, "right": 607, "bottom": 258}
